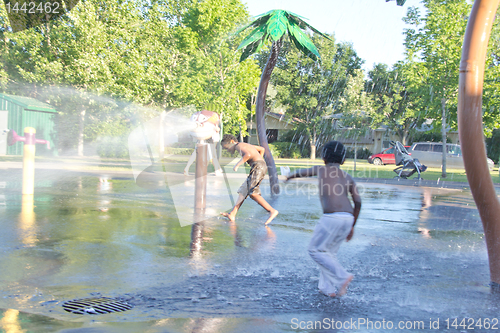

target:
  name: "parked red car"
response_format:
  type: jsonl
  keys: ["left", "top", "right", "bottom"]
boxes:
{"left": 368, "top": 146, "right": 411, "bottom": 165}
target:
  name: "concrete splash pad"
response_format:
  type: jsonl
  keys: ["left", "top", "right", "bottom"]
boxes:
{"left": 0, "top": 166, "right": 499, "bottom": 332}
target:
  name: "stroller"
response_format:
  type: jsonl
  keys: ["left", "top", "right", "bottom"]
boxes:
{"left": 391, "top": 141, "right": 427, "bottom": 180}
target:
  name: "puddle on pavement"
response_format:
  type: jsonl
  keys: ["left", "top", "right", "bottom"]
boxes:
{"left": 0, "top": 309, "right": 297, "bottom": 333}
{"left": 0, "top": 171, "right": 498, "bottom": 332}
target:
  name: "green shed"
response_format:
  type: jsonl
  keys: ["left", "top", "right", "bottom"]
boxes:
{"left": 0, "top": 93, "right": 58, "bottom": 156}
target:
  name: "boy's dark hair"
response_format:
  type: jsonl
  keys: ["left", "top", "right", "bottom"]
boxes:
{"left": 322, "top": 141, "right": 346, "bottom": 164}
{"left": 221, "top": 134, "right": 237, "bottom": 144}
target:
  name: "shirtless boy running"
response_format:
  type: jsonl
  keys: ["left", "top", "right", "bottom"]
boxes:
{"left": 286, "top": 141, "right": 361, "bottom": 297}
{"left": 220, "top": 134, "right": 279, "bottom": 225}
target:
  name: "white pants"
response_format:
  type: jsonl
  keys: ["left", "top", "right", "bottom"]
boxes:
{"left": 308, "top": 212, "right": 354, "bottom": 295}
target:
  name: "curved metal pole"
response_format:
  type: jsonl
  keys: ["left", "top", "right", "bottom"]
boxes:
{"left": 458, "top": 0, "right": 500, "bottom": 286}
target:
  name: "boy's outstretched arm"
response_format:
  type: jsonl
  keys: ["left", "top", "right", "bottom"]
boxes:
{"left": 346, "top": 179, "right": 362, "bottom": 241}
{"left": 286, "top": 165, "right": 319, "bottom": 180}
{"left": 234, "top": 153, "right": 248, "bottom": 171}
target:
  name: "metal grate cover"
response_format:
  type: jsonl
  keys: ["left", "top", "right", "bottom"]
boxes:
{"left": 62, "top": 297, "right": 133, "bottom": 315}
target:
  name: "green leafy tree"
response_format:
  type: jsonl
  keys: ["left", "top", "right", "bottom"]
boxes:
{"left": 0, "top": 0, "right": 144, "bottom": 154}
{"left": 366, "top": 62, "right": 422, "bottom": 144}
{"left": 235, "top": 9, "right": 330, "bottom": 194}
{"left": 0, "top": 0, "right": 259, "bottom": 153}
{"left": 174, "top": 0, "right": 260, "bottom": 133}
{"left": 403, "top": 0, "right": 471, "bottom": 177}
{"left": 339, "top": 69, "right": 375, "bottom": 128}
{"left": 481, "top": 6, "right": 500, "bottom": 137}
{"left": 138, "top": 0, "right": 260, "bottom": 136}
{"left": 270, "top": 37, "right": 363, "bottom": 159}
{"left": 337, "top": 69, "right": 375, "bottom": 171}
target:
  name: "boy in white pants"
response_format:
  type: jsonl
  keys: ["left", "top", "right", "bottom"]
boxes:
{"left": 286, "top": 141, "right": 361, "bottom": 297}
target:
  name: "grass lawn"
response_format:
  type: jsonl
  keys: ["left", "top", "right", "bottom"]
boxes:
{"left": 274, "top": 158, "right": 499, "bottom": 184}
{"left": 0, "top": 156, "right": 22, "bottom": 162}
{"left": 1, "top": 155, "right": 499, "bottom": 184}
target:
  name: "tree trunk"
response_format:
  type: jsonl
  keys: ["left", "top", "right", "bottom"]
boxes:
{"left": 255, "top": 39, "right": 282, "bottom": 195}
{"left": 441, "top": 98, "right": 447, "bottom": 178}
{"left": 310, "top": 130, "right": 316, "bottom": 160}
{"left": 45, "top": 21, "right": 51, "bottom": 51}
{"left": 77, "top": 108, "right": 86, "bottom": 157}
{"left": 218, "top": 111, "right": 224, "bottom": 160}
{"left": 159, "top": 111, "right": 165, "bottom": 160}
{"left": 239, "top": 122, "right": 243, "bottom": 143}
{"left": 353, "top": 140, "right": 357, "bottom": 173}
{"left": 402, "top": 130, "right": 408, "bottom": 145}
{"left": 458, "top": 0, "right": 500, "bottom": 288}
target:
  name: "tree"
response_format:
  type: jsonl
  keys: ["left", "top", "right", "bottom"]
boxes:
{"left": 403, "top": 0, "right": 471, "bottom": 177}
{"left": 366, "top": 62, "right": 422, "bottom": 145}
{"left": 0, "top": 0, "right": 260, "bottom": 152}
{"left": 0, "top": 0, "right": 144, "bottom": 154}
{"left": 234, "top": 10, "right": 330, "bottom": 194}
{"left": 171, "top": 0, "right": 260, "bottom": 134}
{"left": 337, "top": 68, "right": 375, "bottom": 171}
{"left": 270, "top": 37, "right": 363, "bottom": 159}
{"left": 480, "top": 5, "right": 500, "bottom": 137}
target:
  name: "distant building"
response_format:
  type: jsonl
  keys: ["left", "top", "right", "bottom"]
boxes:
{"left": 0, "top": 93, "right": 58, "bottom": 156}
{"left": 244, "top": 109, "right": 459, "bottom": 154}
{"left": 246, "top": 111, "right": 294, "bottom": 144}
{"left": 325, "top": 114, "right": 459, "bottom": 154}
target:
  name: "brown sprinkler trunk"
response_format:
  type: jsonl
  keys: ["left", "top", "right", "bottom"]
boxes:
{"left": 458, "top": 0, "right": 500, "bottom": 289}
{"left": 255, "top": 38, "right": 282, "bottom": 195}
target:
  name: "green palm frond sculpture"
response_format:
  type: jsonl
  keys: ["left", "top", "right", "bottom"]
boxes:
{"left": 234, "top": 10, "right": 330, "bottom": 194}
{"left": 236, "top": 10, "right": 330, "bottom": 62}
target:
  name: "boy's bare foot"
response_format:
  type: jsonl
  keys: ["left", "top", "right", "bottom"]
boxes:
{"left": 221, "top": 212, "right": 235, "bottom": 222}
{"left": 338, "top": 275, "right": 354, "bottom": 297}
{"left": 264, "top": 209, "right": 279, "bottom": 225}
{"left": 183, "top": 170, "right": 189, "bottom": 176}
{"left": 319, "top": 290, "right": 336, "bottom": 297}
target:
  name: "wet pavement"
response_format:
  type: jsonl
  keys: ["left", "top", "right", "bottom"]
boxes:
{"left": 0, "top": 162, "right": 500, "bottom": 332}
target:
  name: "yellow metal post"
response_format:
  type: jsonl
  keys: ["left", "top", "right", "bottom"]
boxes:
{"left": 20, "top": 194, "right": 36, "bottom": 246}
{"left": 22, "top": 127, "right": 36, "bottom": 195}
{"left": 7, "top": 127, "right": 50, "bottom": 195}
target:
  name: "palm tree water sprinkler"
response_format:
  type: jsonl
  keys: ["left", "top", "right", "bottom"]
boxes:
{"left": 457, "top": 0, "right": 500, "bottom": 291}
{"left": 235, "top": 10, "right": 331, "bottom": 194}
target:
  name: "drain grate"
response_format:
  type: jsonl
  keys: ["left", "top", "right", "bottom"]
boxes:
{"left": 62, "top": 297, "right": 133, "bottom": 315}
